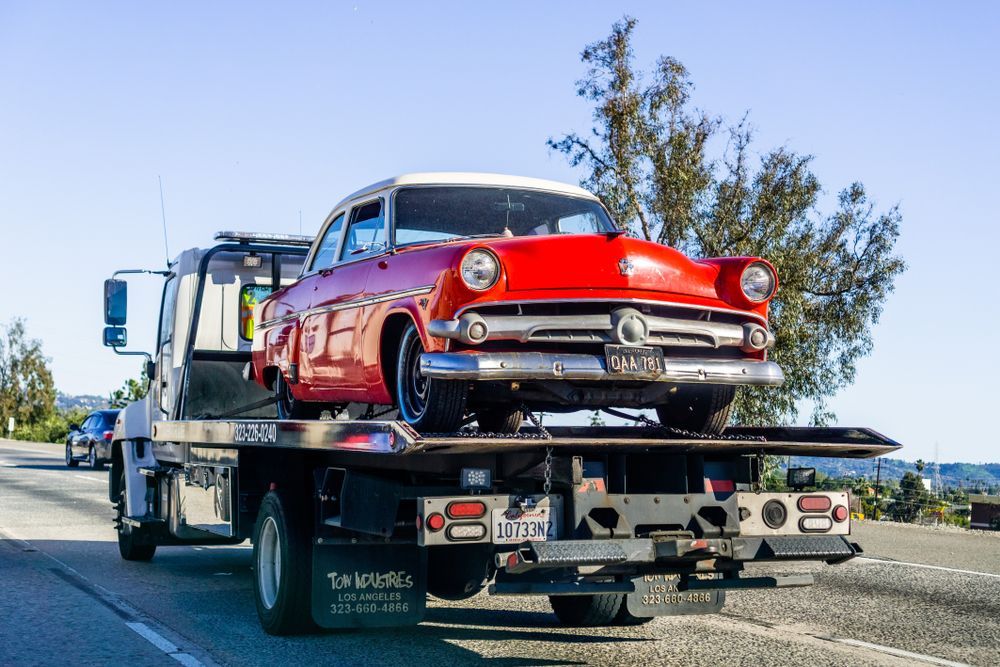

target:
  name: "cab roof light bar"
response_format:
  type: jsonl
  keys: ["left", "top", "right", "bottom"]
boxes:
{"left": 214, "top": 231, "right": 315, "bottom": 246}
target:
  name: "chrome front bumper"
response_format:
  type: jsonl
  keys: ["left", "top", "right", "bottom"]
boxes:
{"left": 419, "top": 351, "right": 784, "bottom": 386}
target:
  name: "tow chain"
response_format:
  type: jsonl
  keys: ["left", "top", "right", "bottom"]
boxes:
{"left": 422, "top": 404, "right": 554, "bottom": 441}
{"left": 599, "top": 407, "right": 767, "bottom": 442}
{"left": 754, "top": 450, "right": 767, "bottom": 494}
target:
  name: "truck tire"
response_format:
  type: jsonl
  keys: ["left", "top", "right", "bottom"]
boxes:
{"left": 549, "top": 593, "right": 623, "bottom": 626}
{"left": 253, "top": 491, "right": 314, "bottom": 635}
{"left": 614, "top": 602, "right": 655, "bottom": 626}
{"left": 396, "top": 323, "right": 467, "bottom": 433}
{"left": 476, "top": 408, "right": 523, "bottom": 434}
{"left": 275, "top": 372, "right": 321, "bottom": 420}
{"left": 65, "top": 444, "right": 79, "bottom": 468}
{"left": 656, "top": 384, "right": 735, "bottom": 435}
{"left": 115, "top": 469, "right": 156, "bottom": 561}
{"left": 427, "top": 545, "right": 494, "bottom": 600}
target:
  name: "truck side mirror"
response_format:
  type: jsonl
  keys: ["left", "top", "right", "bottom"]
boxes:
{"left": 103, "top": 326, "right": 127, "bottom": 347}
{"left": 104, "top": 279, "right": 127, "bottom": 325}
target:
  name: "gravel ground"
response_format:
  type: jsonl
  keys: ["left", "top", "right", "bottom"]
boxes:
{"left": 2, "top": 439, "right": 997, "bottom": 666}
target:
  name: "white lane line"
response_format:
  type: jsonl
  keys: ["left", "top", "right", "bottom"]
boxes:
{"left": 820, "top": 636, "right": 970, "bottom": 667}
{"left": 857, "top": 556, "right": 1000, "bottom": 580}
{"left": 126, "top": 622, "right": 206, "bottom": 666}
{"left": 74, "top": 475, "right": 105, "bottom": 484}
{"left": 126, "top": 622, "right": 179, "bottom": 652}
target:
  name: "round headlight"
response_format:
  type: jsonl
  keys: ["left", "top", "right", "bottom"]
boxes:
{"left": 460, "top": 250, "right": 500, "bottom": 291}
{"left": 740, "top": 262, "right": 776, "bottom": 302}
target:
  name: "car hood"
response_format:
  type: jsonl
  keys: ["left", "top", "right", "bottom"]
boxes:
{"left": 482, "top": 234, "right": 720, "bottom": 299}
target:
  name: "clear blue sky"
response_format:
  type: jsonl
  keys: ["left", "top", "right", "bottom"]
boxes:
{"left": 1, "top": 2, "right": 997, "bottom": 462}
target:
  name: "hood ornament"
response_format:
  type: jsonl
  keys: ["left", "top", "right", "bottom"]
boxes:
{"left": 618, "top": 257, "right": 635, "bottom": 276}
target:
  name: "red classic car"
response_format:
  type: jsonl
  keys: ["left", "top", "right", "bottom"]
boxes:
{"left": 251, "top": 173, "right": 782, "bottom": 434}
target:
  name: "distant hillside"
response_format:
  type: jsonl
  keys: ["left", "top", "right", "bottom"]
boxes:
{"left": 785, "top": 456, "right": 1000, "bottom": 489}
{"left": 56, "top": 392, "right": 108, "bottom": 412}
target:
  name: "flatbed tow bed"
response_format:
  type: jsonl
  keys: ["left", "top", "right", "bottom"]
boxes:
{"left": 125, "top": 417, "right": 899, "bottom": 632}
{"left": 153, "top": 419, "right": 900, "bottom": 457}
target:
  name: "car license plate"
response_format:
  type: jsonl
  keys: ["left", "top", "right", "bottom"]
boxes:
{"left": 491, "top": 507, "right": 556, "bottom": 544}
{"left": 605, "top": 344, "right": 665, "bottom": 376}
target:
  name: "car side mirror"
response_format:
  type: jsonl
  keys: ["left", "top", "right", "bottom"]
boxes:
{"left": 68, "top": 423, "right": 78, "bottom": 431}
{"left": 103, "top": 326, "right": 127, "bottom": 347}
{"left": 104, "top": 279, "right": 127, "bottom": 325}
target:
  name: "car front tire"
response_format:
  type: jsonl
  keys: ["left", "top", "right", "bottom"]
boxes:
{"left": 656, "top": 384, "right": 736, "bottom": 435}
{"left": 65, "top": 444, "right": 79, "bottom": 468}
{"left": 396, "top": 323, "right": 467, "bottom": 433}
{"left": 476, "top": 408, "right": 523, "bottom": 434}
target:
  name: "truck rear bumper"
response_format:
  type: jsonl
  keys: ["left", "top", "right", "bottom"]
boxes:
{"left": 419, "top": 351, "right": 784, "bottom": 386}
{"left": 498, "top": 534, "right": 859, "bottom": 573}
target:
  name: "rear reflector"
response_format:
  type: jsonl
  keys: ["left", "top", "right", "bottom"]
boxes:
{"left": 446, "top": 501, "right": 487, "bottom": 519}
{"left": 103, "top": 431, "right": 114, "bottom": 442}
{"left": 832, "top": 505, "right": 849, "bottom": 523}
{"left": 426, "top": 513, "right": 445, "bottom": 531}
{"left": 797, "top": 496, "right": 832, "bottom": 512}
{"left": 446, "top": 523, "right": 487, "bottom": 541}
{"left": 799, "top": 516, "right": 833, "bottom": 532}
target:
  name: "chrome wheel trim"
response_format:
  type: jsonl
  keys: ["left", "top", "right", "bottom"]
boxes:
{"left": 258, "top": 516, "right": 281, "bottom": 610}
{"left": 89, "top": 447, "right": 95, "bottom": 467}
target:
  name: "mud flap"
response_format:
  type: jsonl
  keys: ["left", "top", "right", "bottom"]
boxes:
{"left": 625, "top": 573, "right": 725, "bottom": 617}
{"left": 311, "top": 542, "right": 427, "bottom": 628}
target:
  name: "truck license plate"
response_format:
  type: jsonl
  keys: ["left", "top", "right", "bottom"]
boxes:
{"left": 605, "top": 345, "right": 664, "bottom": 376}
{"left": 491, "top": 507, "right": 556, "bottom": 544}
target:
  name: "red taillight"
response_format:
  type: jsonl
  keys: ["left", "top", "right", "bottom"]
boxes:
{"left": 426, "top": 513, "right": 445, "bottom": 532}
{"left": 797, "top": 495, "right": 832, "bottom": 512}
{"left": 832, "top": 505, "right": 849, "bottom": 523}
{"left": 446, "top": 501, "right": 487, "bottom": 519}
{"left": 103, "top": 431, "right": 114, "bottom": 442}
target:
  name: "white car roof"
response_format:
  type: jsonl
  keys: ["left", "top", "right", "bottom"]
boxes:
{"left": 332, "top": 172, "right": 598, "bottom": 211}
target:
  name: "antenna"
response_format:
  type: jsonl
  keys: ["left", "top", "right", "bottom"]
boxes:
{"left": 158, "top": 175, "right": 170, "bottom": 267}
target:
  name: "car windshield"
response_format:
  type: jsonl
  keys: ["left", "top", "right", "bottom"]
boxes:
{"left": 393, "top": 186, "right": 617, "bottom": 247}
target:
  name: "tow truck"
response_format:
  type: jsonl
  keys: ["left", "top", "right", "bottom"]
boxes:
{"left": 102, "top": 232, "right": 900, "bottom": 634}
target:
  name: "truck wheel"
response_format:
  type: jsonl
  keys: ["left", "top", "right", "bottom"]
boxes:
{"left": 476, "top": 408, "right": 523, "bottom": 434}
{"left": 116, "top": 469, "right": 156, "bottom": 561}
{"left": 253, "top": 491, "right": 314, "bottom": 635}
{"left": 614, "top": 603, "right": 655, "bottom": 626}
{"left": 65, "top": 444, "right": 79, "bottom": 468}
{"left": 427, "top": 545, "right": 494, "bottom": 600}
{"left": 655, "top": 384, "right": 736, "bottom": 435}
{"left": 89, "top": 446, "right": 104, "bottom": 470}
{"left": 396, "top": 323, "right": 467, "bottom": 433}
{"left": 549, "top": 593, "right": 623, "bottom": 626}
{"left": 275, "top": 372, "right": 320, "bottom": 420}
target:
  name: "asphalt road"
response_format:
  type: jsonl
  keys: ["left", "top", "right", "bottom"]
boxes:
{"left": 1, "top": 438, "right": 998, "bottom": 667}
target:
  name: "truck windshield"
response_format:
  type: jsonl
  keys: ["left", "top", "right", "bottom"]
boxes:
{"left": 393, "top": 186, "right": 617, "bottom": 247}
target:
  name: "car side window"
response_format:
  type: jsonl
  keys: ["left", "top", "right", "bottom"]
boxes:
{"left": 81, "top": 415, "right": 96, "bottom": 430}
{"left": 340, "top": 199, "right": 385, "bottom": 261}
{"left": 309, "top": 213, "right": 346, "bottom": 272}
